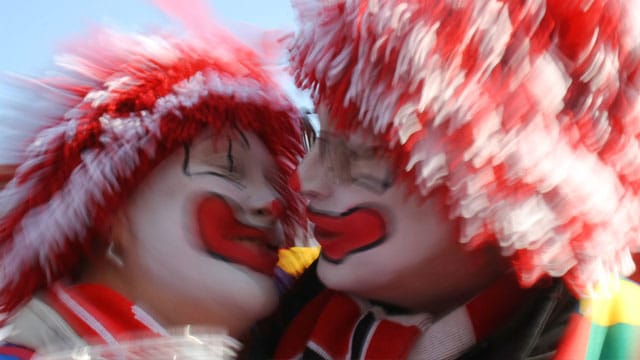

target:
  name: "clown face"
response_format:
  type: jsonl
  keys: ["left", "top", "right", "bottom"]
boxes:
{"left": 300, "top": 107, "right": 505, "bottom": 313}
{"left": 112, "top": 128, "right": 283, "bottom": 336}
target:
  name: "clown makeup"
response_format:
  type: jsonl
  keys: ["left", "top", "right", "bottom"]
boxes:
{"left": 110, "top": 127, "right": 283, "bottom": 334}
{"left": 307, "top": 130, "right": 394, "bottom": 261}
{"left": 300, "top": 106, "right": 506, "bottom": 313}
{"left": 183, "top": 135, "right": 282, "bottom": 276}
{"left": 315, "top": 130, "right": 394, "bottom": 194}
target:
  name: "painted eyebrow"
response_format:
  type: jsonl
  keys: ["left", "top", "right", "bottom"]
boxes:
{"left": 227, "top": 139, "right": 234, "bottom": 172}
{"left": 350, "top": 144, "right": 385, "bottom": 158}
{"left": 319, "top": 130, "right": 383, "bottom": 149}
{"left": 181, "top": 142, "right": 246, "bottom": 189}
{"left": 231, "top": 122, "right": 250, "bottom": 149}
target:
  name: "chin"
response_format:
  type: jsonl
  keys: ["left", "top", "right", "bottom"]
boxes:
{"left": 246, "top": 285, "right": 279, "bottom": 320}
{"left": 316, "top": 257, "right": 389, "bottom": 296}
{"left": 161, "top": 263, "right": 280, "bottom": 335}
{"left": 189, "top": 276, "right": 279, "bottom": 338}
{"left": 232, "top": 269, "right": 280, "bottom": 316}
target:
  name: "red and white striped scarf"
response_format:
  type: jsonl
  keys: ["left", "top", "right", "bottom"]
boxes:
{"left": 276, "top": 275, "right": 529, "bottom": 359}
{"left": 46, "top": 283, "right": 168, "bottom": 344}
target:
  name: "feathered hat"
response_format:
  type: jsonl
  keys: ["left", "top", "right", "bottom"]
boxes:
{"left": 0, "top": 1, "right": 306, "bottom": 320}
{"left": 290, "top": 0, "right": 640, "bottom": 296}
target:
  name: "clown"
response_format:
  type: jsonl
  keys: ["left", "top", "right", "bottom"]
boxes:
{"left": 0, "top": 1, "right": 308, "bottom": 357}
{"left": 271, "top": 0, "right": 640, "bottom": 358}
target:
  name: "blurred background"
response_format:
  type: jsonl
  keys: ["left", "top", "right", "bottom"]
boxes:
{"left": 0, "top": 0, "right": 312, "bottom": 108}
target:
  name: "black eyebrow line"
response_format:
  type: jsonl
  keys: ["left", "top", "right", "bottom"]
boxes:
{"left": 231, "top": 121, "right": 250, "bottom": 149}
{"left": 181, "top": 143, "right": 246, "bottom": 189}
{"left": 182, "top": 143, "right": 191, "bottom": 176}
{"left": 351, "top": 173, "right": 394, "bottom": 194}
{"left": 227, "top": 139, "right": 234, "bottom": 172}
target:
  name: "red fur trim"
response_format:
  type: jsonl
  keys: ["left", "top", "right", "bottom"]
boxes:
{"left": 0, "top": 16, "right": 306, "bottom": 322}
{"left": 290, "top": 0, "right": 640, "bottom": 295}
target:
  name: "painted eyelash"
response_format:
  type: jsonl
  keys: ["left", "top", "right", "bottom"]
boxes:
{"left": 351, "top": 174, "right": 394, "bottom": 194}
{"left": 181, "top": 143, "right": 245, "bottom": 189}
{"left": 227, "top": 140, "right": 234, "bottom": 173}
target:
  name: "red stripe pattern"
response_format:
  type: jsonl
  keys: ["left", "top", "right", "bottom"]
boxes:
{"left": 46, "top": 283, "right": 164, "bottom": 344}
{"left": 290, "top": 0, "right": 640, "bottom": 297}
{"left": 0, "top": 0, "right": 306, "bottom": 324}
{"left": 0, "top": 344, "right": 35, "bottom": 360}
{"left": 276, "top": 275, "right": 528, "bottom": 359}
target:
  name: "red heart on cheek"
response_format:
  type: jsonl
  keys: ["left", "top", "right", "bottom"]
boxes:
{"left": 196, "top": 194, "right": 278, "bottom": 276}
{"left": 309, "top": 207, "right": 387, "bottom": 263}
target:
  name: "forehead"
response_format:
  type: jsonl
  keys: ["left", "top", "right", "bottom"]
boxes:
{"left": 317, "top": 105, "right": 384, "bottom": 149}
{"left": 190, "top": 127, "right": 275, "bottom": 162}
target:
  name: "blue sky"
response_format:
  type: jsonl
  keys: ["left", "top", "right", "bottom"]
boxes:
{"left": 0, "top": 0, "right": 311, "bottom": 107}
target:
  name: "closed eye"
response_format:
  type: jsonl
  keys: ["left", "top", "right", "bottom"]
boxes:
{"left": 351, "top": 173, "right": 393, "bottom": 194}
{"left": 350, "top": 153, "right": 394, "bottom": 194}
{"left": 182, "top": 142, "right": 246, "bottom": 189}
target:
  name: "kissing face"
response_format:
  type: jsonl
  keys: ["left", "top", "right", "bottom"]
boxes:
{"left": 116, "top": 128, "right": 284, "bottom": 332}
{"left": 299, "top": 107, "right": 504, "bottom": 311}
{"left": 308, "top": 206, "right": 387, "bottom": 263}
{"left": 197, "top": 193, "right": 280, "bottom": 276}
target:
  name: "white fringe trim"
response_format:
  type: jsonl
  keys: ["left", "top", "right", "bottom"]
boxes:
{"left": 0, "top": 68, "right": 296, "bottom": 291}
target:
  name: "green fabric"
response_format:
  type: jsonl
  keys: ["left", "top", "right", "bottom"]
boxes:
{"left": 586, "top": 323, "right": 638, "bottom": 360}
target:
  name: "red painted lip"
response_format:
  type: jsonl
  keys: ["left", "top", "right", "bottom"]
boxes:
{"left": 308, "top": 206, "right": 387, "bottom": 263}
{"left": 197, "top": 194, "right": 279, "bottom": 276}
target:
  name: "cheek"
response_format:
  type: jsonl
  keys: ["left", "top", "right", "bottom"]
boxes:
{"left": 317, "top": 257, "right": 368, "bottom": 291}
{"left": 316, "top": 248, "right": 407, "bottom": 295}
{"left": 317, "top": 188, "right": 460, "bottom": 288}
{"left": 126, "top": 188, "right": 204, "bottom": 266}
{"left": 133, "top": 223, "right": 201, "bottom": 275}
{"left": 195, "top": 195, "right": 279, "bottom": 276}
{"left": 390, "top": 185, "right": 459, "bottom": 243}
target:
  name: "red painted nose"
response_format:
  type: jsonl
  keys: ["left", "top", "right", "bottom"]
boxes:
{"left": 270, "top": 199, "right": 284, "bottom": 219}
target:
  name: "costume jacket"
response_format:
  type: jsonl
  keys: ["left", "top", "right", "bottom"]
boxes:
{"left": 258, "top": 261, "right": 640, "bottom": 360}
{"left": 0, "top": 283, "right": 167, "bottom": 359}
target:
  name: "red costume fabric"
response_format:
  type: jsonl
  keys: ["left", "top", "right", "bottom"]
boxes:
{"left": 289, "top": 0, "right": 640, "bottom": 296}
{"left": 270, "top": 0, "right": 640, "bottom": 358}
{"left": 0, "top": 0, "right": 305, "bottom": 326}
{"left": 0, "top": 0, "right": 307, "bottom": 357}
{"left": 276, "top": 275, "right": 530, "bottom": 359}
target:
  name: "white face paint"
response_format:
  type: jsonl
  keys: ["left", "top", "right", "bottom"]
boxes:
{"left": 116, "top": 128, "right": 282, "bottom": 336}
{"left": 299, "top": 107, "right": 505, "bottom": 313}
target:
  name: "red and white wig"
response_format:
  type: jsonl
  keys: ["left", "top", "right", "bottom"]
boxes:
{"left": 0, "top": 2, "right": 305, "bottom": 321}
{"left": 290, "top": 0, "right": 640, "bottom": 296}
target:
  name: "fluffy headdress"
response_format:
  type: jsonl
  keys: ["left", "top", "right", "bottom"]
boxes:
{"left": 0, "top": 1, "right": 305, "bottom": 320}
{"left": 290, "top": 0, "right": 640, "bottom": 296}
